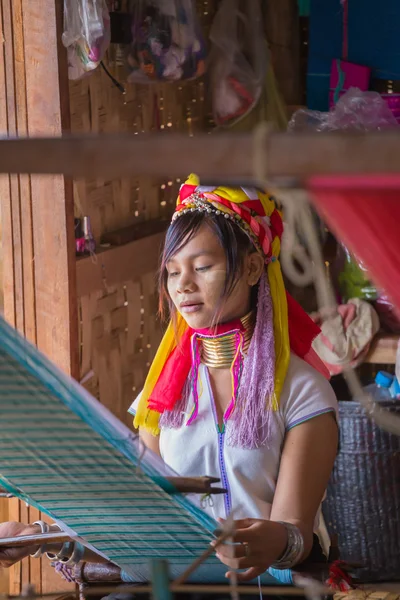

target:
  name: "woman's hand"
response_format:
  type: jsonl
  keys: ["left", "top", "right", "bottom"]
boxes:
{"left": 212, "top": 518, "right": 287, "bottom": 582}
{"left": 0, "top": 522, "right": 39, "bottom": 568}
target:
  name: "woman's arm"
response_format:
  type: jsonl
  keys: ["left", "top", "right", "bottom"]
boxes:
{"left": 270, "top": 411, "right": 338, "bottom": 559}
{"left": 216, "top": 412, "right": 338, "bottom": 581}
{"left": 0, "top": 522, "right": 110, "bottom": 568}
{"left": 139, "top": 429, "right": 161, "bottom": 456}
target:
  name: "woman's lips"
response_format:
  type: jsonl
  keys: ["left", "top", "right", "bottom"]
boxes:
{"left": 180, "top": 303, "right": 203, "bottom": 314}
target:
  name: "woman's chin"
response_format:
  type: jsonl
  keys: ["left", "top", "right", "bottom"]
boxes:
{"left": 180, "top": 312, "right": 213, "bottom": 330}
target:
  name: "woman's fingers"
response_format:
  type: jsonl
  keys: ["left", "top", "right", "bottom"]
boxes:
{"left": 215, "top": 551, "right": 257, "bottom": 570}
{"left": 214, "top": 542, "right": 248, "bottom": 560}
{"left": 226, "top": 567, "right": 264, "bottom": 583}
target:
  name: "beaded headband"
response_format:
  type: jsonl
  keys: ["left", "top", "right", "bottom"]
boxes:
{"left": 172, "top": 191, "right": 269, "bottom": 260}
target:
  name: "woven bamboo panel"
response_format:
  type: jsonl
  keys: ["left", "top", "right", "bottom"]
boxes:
{"left": 79, "top": 273, "right": 162, "bottom": 427}
{"left": 70, "top": 72, "right": 212, "bottom": 239}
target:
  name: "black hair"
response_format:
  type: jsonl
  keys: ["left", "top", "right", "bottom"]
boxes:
{"left": 159, "top": 211, "right": 258, "bottom": 325}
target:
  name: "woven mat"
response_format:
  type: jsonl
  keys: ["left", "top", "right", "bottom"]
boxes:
{"left": 335, "top": 590, "right": 400, "bottom": 600}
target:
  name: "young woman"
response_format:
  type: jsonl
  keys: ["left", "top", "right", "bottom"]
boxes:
{"left": 129, "top": 176, "right": 338, "bottom": 582}
{"left": 0, "top": 176, "right": 338, "bottom": 584}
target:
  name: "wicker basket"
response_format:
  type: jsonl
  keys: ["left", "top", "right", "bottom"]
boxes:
{"left": 323, "top": 400, "right": 400, "bottom": 582}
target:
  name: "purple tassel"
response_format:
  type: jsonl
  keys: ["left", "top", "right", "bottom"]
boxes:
{"left": 227, "top": 271, "right": 276, "bottom": 449}
{"left": 51, "top": 561, "right": 76, "bottom": 583}
{"left": 186, "top": 333, "right": 201, "bottom": 425}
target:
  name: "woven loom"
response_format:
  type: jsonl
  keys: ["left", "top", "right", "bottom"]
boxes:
{"left": 0, "top": 315, "right": 288, "bottom": 586}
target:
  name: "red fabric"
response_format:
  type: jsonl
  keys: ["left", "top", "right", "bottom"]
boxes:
{"left": 243, "top": 199, "right": 266, "bottom": 215}
{"left": 308, "top": 175, "right": 400, "bottom": 313}
{"left": 147, "top": 294, "right": 326, "bottom": 414}
{"left": 270, "top": 209, "right": 284, "bottom": 239}
{"left": 179, "top": 184, "right": 197, "bottom": 201}
{"left": 287, "top": 292, "right": 322, "bottom": 357}
{"left": 326, "top": 561, "right": 354, "bottom": 592}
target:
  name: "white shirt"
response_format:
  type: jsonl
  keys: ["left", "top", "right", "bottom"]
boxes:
{"left": 129, "top": 354, "right": 337, "bottom": 522}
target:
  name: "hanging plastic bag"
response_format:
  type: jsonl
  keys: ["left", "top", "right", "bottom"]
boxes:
{"left": 63, "top": 0, "right": 110, "bottom": 80}
{"left": 288, "top": 88, "right": 398, "bottom": 133}
{"left": 209, "top": 0, "right": 268, "bottom": 128}
{"left": 126, "top": 0, "right": 206, "bottom": 84}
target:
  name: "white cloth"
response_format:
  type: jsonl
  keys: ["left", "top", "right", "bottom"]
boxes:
{"left": 128, "top": 354, "right": 338, "bottom": 522}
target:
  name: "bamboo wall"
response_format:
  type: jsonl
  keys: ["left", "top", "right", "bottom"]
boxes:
{"left": 70, "top": 2, "right": 218, "bottom": 425}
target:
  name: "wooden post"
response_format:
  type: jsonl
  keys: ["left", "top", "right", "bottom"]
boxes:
{"left": 151, "top": 560, "right": 173, "bottom": 600}
{"left": 0, "top": 0, "right": 78, "bottom": 595}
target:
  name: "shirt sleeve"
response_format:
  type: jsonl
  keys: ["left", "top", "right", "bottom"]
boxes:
{"left": 127, "top": 392, "right": 142, "bottom": 416}
{"left": 281, "top": 355, "right": 338, "bottom": 430}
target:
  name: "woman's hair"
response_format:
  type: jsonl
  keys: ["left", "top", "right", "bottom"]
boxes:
{"left": 159, "top": 211, "right": 258, "bottom": 325}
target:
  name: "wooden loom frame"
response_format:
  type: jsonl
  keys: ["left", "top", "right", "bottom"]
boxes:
{"left": 1, "top": 128, "right": 400, "bottom": 598}
{"left": 1, "top": 129, "right": 400, "bottom": 181}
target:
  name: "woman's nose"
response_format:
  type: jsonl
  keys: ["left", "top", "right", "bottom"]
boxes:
{"left": 176, "top": 271, "right": 196, "bottom": 294}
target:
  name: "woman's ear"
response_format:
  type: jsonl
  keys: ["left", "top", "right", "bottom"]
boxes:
{"left": 246, "top": 252, "right": 265, "bottom": 286}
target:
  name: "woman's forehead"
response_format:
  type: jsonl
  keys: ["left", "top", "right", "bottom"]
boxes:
{"left": 168, "top": 225, "right": 223, "bottom": 261}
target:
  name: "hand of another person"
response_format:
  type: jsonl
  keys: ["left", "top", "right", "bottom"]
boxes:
{"left": 212, "top": 518, "right": 288, "bottom": 583}
{"left": 0, "top": 522, "right": 39, "bottom": 568}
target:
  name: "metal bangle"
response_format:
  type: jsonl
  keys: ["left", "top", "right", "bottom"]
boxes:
{"left": 46, "top": 541, "right": 75, "bottom": 563}
{"left": 64, "top": 542, "right": 85, "bottom": 566}
{"left": 30, "top": 520, "right": 50, "bottom": 558}
{"left": 270, "top": 522, "right": 305, "bottom": 570}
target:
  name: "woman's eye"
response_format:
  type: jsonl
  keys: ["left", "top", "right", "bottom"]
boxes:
{"left": 168, "top": 271, "right": 179, "bottom": 278}
{"left": 196, "top": 265, "right": 211, "bottom": 272}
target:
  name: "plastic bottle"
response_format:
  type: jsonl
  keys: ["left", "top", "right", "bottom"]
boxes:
{"left": 389, "top": 377, "right": 400, "bottom": 400}
{"left": 364, "top": 371, "right": 394, "bottom": 402}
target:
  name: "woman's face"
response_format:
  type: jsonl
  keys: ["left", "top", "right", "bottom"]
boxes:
{"left": 166, "top": 224, "right": 263, "bottom": 329}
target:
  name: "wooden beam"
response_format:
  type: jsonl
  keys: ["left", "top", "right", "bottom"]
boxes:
{"left": 3, "top": 131, "right": 400, "bottom": 181}
{"left": 365, "top": 334, "right": 399, "bottom": 364}
{"left": 76, "top": 232, "right": 165, "bottom": 297}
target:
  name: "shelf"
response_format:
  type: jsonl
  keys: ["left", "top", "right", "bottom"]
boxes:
{"left": 76, "top": 231, "right": 166, "bottom": 297}
{"left": 365, "top": 334, "right": 399, "bottom": 364}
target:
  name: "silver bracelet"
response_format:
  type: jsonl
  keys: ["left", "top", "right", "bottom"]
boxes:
{"left": 64, "top": 542, "right": 85, "bottom": 566}
{"left": 270, "top": 522, "right": 305, "bottom": 570}
{"left": 30, "top": 520, "right": 50, "bottom": 558}
{"left": 46, "top": 541, "right": 75, "bottom": 563}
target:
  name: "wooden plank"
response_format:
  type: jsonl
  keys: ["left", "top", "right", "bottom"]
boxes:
{"left": 21, "top": 0, "right": 77, "bottom": 595}
{"left": 22, "top": 0, "right": 79, "bottom": 378}
{"left": 365, "top": 334, "right": 399, "bottom": 364}
{"left": 0, "top": 0, "right": 15, "bottom": 327}
{"left": 8, "top": 498, "right": 20, "bottom": 596}
{"left": 76, "top": 231, "right": 165, "bottom": 297}
{"left": 12, "top": 0, "right": 36, "bottom": 344}
{"left": 0, "top": 499, "right": 9, "bottom": 594}
{"left": 3, "top": 131, "right": 400, "bottom": 181}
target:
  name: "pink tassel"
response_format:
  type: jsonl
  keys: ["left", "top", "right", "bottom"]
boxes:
{"left": 186, "top": 333, "right": 201, "bottom": 426}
